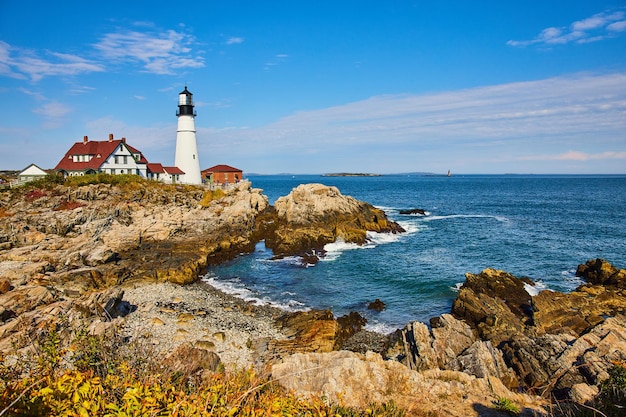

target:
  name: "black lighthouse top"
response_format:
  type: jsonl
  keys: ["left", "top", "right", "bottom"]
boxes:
{"left": 177, "top": 86, "right": 196, "bottom": 116}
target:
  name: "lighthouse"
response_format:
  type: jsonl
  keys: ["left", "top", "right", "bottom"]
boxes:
{"left": 174, "top": 86, "right": 202, "bottom": 184}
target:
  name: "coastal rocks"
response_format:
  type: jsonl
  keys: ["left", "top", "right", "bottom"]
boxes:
{"left": 266, "top": 183, "right": 404, "bottom": 260}
{"left": 388, "top": 260, "right": 626, "bottom": 403}
{"left": 271, "top": 350, "right": 547, "bottom": 416}
{"left": 389, "top": 313, "right": 518, "bottom": 387}
{"left": 576, "top": 257, "right": 626, "bottom": 288}
{"left": 451, "top": 268, "right": 533, "bottom": 345}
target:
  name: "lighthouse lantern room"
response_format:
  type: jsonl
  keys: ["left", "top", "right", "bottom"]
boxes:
{"left": 174, "top": 86, "right": 202, "bottom": 184}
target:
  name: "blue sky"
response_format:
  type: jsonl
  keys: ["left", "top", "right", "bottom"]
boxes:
{"left": 1, "top": 1, "right": 625, "bottom": 174}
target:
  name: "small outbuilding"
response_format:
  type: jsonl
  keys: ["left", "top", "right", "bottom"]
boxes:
{"left": 201, "top": 164, "right": 243, "bottom": 186}
{"left": 18, "top": 164, "right": 49, "bottom": 184}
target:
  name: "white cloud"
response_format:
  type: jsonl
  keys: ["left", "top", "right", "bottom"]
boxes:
{"left": 205, "top": 72, "right": 626, "bottom": 173}
{"left": 226, "top": 37, "right": 244, "bottom": 45}
{"left": 32, "top": 101, "right": 72, "bottom": 129}
{"left": 0, "top": 41, "right": 104, "bottom": 82}
{"left": 93, "top": 29, "right": 204, "bottom": 74}
{"left": 508, "top": 8, "right": 626, "bottom": 47}
{"left": 608, "top": 20, "right": 626, "bottom": 32}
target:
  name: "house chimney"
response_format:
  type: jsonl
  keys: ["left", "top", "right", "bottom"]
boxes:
{"left": 108, "top": 133, "right": 114, "bottom": 142}
{"left": 83, "top": 135, "right": 88, "bottom": 144}
{"left": 121, "top": 137, "right": 126, "bottom": 143}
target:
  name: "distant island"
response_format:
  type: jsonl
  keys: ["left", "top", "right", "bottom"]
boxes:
{"left": 322, "top": 173, "right": 382, "bottom": 177}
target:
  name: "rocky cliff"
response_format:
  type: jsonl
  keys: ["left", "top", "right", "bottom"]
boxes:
{"left": 386, "top": 259, "right": 626, "bottom": 405}
{"left": 0, "top": 179, "right": 402, "bottom": 356}
{"left": 3, "top": 178, "right": 624, "bottom": 415}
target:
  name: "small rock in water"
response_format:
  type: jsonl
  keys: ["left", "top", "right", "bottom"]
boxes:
{"left": 399, "top": 208, "right": 426, "bottom": 215}
{"left": 367, "top": 299, "right": 386, "bottom": 312}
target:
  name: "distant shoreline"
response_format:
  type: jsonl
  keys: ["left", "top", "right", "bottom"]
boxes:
{"left": 322, "top": 173, "right": 382, "bottom": 177}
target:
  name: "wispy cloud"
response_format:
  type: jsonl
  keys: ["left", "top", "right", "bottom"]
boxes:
{"left": 32, "top": 101, "right": 72, "bottom": 128}
{"left": 0, "top": 41, "right": 104, "bottom": 82}
{"left": 94, "top": 29, "right": 204, "bottom": 74}
{"left": 206, "top": 72, "right": 626, "bottom": 173}
{"left": 520, "top": 150, "right": 626, "bottom": 161}
{"left": 508, "top": 9, "right": 626, "bottom": 47}
{"left": 226, "top": 37, "right": 244, "bottom": 45}
{"left": 263, "top": 53, "right": 289, "bottom": 71}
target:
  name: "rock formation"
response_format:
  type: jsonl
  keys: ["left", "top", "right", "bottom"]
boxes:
{"left": 0, "top": 179, "right": 404, "bottom": 361}
{"left": 388, "top": 260, "right": 626, "bottom": 403}
{"left": 265, "top": 183, "right": 404, "bottom": 261}
{"left": 271, "top": 350, "right": 547, "bottom": 416}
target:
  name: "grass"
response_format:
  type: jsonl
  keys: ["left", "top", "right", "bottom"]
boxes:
{"left": 493, "top": 397, "right": 520, "bottom": 415}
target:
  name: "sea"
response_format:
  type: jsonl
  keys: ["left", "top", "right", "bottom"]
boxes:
{"left": 203, "top": 174, "right": 626, "bottom": 334}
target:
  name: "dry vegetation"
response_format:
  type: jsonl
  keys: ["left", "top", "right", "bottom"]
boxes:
{"left": 0, "top": 326, "right": 408, "bottom": 417}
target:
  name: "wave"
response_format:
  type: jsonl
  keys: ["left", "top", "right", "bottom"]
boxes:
{"left": 524, "top": 280, "right": 548, "bottom": 296}
{"left": 365, "top": 320, "right": 400, "bottom": 335}
{"left": 322, "top": 225, "right": 419, "bottom": 262}
{"left": 202, "top": 274, "right": 309, "bottom": 312}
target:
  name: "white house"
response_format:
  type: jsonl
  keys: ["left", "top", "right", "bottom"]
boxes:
{"left": 18, "top": 164, "right": 49, "bottom": 184}
{"left": 54, "top": 134, "right": 184, "bottom": 184}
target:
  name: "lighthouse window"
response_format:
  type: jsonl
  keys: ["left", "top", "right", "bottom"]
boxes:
{"left": 193, "top": 154, "right": 196, "bottom": 159}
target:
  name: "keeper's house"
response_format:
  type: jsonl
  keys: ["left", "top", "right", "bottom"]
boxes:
{"left": 54, "top": 134, "right": 184, "bottom": 183}
{"left": 201, "top": 164, "right": 243, "bottom": 185}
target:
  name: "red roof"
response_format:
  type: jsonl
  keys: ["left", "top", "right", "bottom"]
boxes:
{"left": 54, "top": 139, "right": 148, "bottom": 171}
{"left": 146, "top": 163, "right": 165, "bottom": 174}
{"left": 164, "top": 166, "right": 185, "bottom": 175}
{"left": 202, "top": 164, "right": 242, "bottom": 173}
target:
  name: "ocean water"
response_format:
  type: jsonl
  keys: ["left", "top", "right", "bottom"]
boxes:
{"left": 204, "top": 174, "right": 626, "bottom": 333}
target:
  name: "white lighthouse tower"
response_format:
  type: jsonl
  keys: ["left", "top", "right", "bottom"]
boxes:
{"left": 174, "top": 86, "right": 202, "bottom": 184}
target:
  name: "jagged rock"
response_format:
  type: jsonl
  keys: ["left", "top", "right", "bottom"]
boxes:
{"left": 392, "top": 314, "right": 477, "bottom": 372}
{"left": 451, "top": 341, "right": 518, "bottom": 388}
{"left": 0, "top": 285, "right": 55, "bottom": 320}
{"left": 576, "top": 258, "right": 626, "bottom": 288}
{"left": 271, "top": 350, "right": 547, "bottom": 416}
{"left": 270, "top": 310, "right": 339, "bottom": 356}
{"left": 367, "top": 298, "right": 386, "bottom": 311}
{"left": 531, "top": 286, "right": 624, "bottom": 335}
{"left": 399, "top": 208, "right": 426, "bottom": 215}
{"left": 267, "top": 183, "right": 404, "bottom": 259}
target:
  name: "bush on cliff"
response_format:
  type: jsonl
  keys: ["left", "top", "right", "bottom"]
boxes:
{"left": 0, "top": 327, "right": 407, "bottom": 417}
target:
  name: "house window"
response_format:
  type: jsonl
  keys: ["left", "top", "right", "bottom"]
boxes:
{"left": 111, "top": 169, "right": 115, "bottom": 175}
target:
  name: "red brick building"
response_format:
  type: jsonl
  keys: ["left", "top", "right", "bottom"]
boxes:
{"left": 201, "top": 164, "right": 243, "bottom": 185}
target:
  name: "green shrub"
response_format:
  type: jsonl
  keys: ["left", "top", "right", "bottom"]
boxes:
{"left": 493, "top": 396, "right": 520, "bottom": 415}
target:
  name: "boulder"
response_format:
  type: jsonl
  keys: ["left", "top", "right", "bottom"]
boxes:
{"left": 164, "top": 342, "right": 221, "bottom": 376}
{"left": 267, "top": 183, "right": 404, "bottom": 259}
{"left": 576, "top": 258, "right": 626, "bottom": 288}
{"left": 367, "top": 298, "right": 386, "bottom": 311}
{"left": 271, "top": 350, "right": 547, "bottom": 416}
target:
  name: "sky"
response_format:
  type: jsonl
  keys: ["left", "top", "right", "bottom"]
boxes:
{"left": 1, "top": 1, "right": 625, "bottom": 175}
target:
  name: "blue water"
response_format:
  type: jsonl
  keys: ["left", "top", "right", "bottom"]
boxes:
{"left": 204, "top": 174, "right": 626, "bottom": 333}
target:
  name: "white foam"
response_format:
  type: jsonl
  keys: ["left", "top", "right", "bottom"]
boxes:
{"left": 202, "top": 274, "right": 308, "bottom": 312}
{"left": 451, "top": 282, "right": 463, "bottom": 292}
{"left": 322, "top": 239, "right": 364, "bottom": 262}
{"left": 365, "top": 321, "right": 400, "bottom": 335}
{"left": 524, "top": 281, "right": 548, "bottom": 296}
